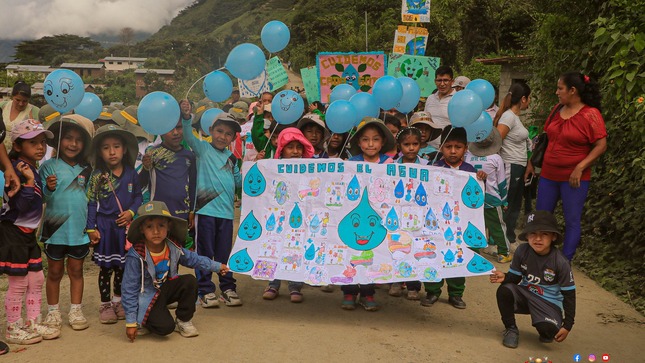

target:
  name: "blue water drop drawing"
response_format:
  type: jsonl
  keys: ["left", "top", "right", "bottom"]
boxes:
{"left": 238, "top": 211, "right": 262, "bottom": 241}
{"left": 463, "top": 222, "right": 487, "bottom": 248}
{"left": 441, "top": 249, "right": 456, "bottom": 265}
{"left": 394, "top": 180, "right": 405, "bottom": 199}
{"left": 414, "top": 183, "right": 428, "bottom": 206}
{"left": 265, "top": 213, "right": 276, "bottom": 232}
{"left": 229, "top": 248, "right": 254, "bottom": 272}
{"left": 444, "top": 227, "right": 455, "bottom": 241}
{"left": 309, "top": 214, "right": 322, "bottom": 235}
{"left": 338, "top": 187, "right": 387, "bottom": 251}
{"left": 467, "top": 254, "right": 494, "bottom": 273}
{"left": 385, "top": 207, "right": 400, "bottom": 231}
{"left": 442, "top": 202, "right": 452, "bottom": 222}
{"left": 424, "top": 208, "right": 439, "bottom": 231}
{"left": 346, "top": 175, "right": 360, "bottom": 201}
{"left": 461, "top": 176, "right": 484, "bottom": 209}
{"left": 289, "top": 203, "right": 303, "bottom": 228}
{"left": 243, "top": 164, "right": 266, "bottom": 197}
{"left": 304, "top": 243, "right": 316, "bottom": 261}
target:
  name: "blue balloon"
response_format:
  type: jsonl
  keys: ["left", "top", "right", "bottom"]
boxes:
{"left": 326, "top": 100, "right": 358, "bottom": 134}
{"left": 261, "top": 20, "right": 290, "bottom": 53}
{"left": 465, "top": 79, "right": 495, "bottom": 110}
{"left": 372, "top": 76, "right": 403, "bottom": 110}
{"left": 447, "top": 89, "right": 483, "bottom": 127}
{"left": 203, "top": 71, "right": 233, "bottom": 102}
{"left": 271, "top": 90, "right": 304, "bottom": 125}
{"left": 464, "top": 112, "right": 493, "bottom": 142}
{"left": 225, "top": 43, "right": 266, "bottom": 80}
{"left": 349, "top": 92, "right": 379, "bottom": 121}
{"left": 396, "top": 77, "right": 421, "bottom": 113}
{"left": 138, "top": 91, "right": 180, "bottom": 135}
{"left": 44, "top": 69, "right": 84, "bottom": 113}
{"left": 200, "top": 108, "right": 224, "bottom": 136}
{"left": 74, "top": 92, "right": 102, "bottom": 121}
{"left": 330, "top": 84, "right": 357, "bottom": 103}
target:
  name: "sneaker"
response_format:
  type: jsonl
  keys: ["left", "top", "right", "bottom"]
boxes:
{"left": 112, "top": 301, "right": 125, "bottom": 320}
{"left": 359, "top": 295, "right": 380, "bottom": 312}
{"left": 420, "top": 293, "right": 439, "bottom": 307}
{"left": 502, "top": 327, "right": 520, "bottom": 348}
{"left": 406, "top": 290, "right": 420, "bottom": 300}
{"left": 137, "top": 326, "right": 150, "bottom": 336}
{"left": 5, "top": 319, "right": 42, "bottom": 345}
{"left": 219, "top": 289, "right": 243, "bottom": 306}
{"left": 290, "top": 291, "right": 303, "bottom": 303}
{"left": 320, "top": 284, "right": 334, "bottom": 293}
{"left": 448, "top": 296, "right": 467, "bottom": 309}
{"left": 497, "top": 254, "right": 513, "bottom": 263}
{"left": 99, "top": 303, "right": 118, "bottom": 324}
{"left": 199, "top": 292, "right": 220, "bottom": 308}
{"left": 262, "top": 287, "right": 279, "bottom": 300}
{"left": 388, "top": 283, "right": 403, "bottom": 297}
{"left": 481, "top": 245, "right": 498, "bottom": 257}
{"left": 68, "top": 308, "right": 89, "bottom": 331}
{"left": 175, "top": 319, "right": 199, "bottom": 338}
{"left": 341, "top": 294, "right": 356, "bottom": 310}
{"left": 26, "top": 318, "right": 60, "bottom": 340}
{"left": 44, "top": 309, "right": 62, "bottom": 329}
{"left": 167, "top": 302, "right": 178, "bottom": 309}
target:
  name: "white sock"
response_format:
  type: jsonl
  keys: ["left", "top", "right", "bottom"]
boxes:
{"left": 48, "top": 304, "right": 60, "bottom": 312}
{"left": 70, "top": 304, "right": 82, "bottom": 311}
{"left": 112, "top": 296, "right": 121, "bottom": 303}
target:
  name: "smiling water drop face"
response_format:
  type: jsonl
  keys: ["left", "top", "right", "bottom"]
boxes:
{"left": 238, "top": 211, "right": 262, "bottom": 241}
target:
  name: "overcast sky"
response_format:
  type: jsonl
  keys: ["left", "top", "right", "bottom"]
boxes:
{"left": 0, "top": 0, "right": 195, "bottom": 39}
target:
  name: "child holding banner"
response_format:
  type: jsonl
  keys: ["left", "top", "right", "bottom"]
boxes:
{"left": 342, "top": 117, "right": 396, "bottom": 311}
{"left": 262, "top": 128, "right": 315, "bottom": 303}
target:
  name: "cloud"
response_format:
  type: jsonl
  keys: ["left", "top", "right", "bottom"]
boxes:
{"left": 0, "top": 0, "right": 195, "bottom": 39}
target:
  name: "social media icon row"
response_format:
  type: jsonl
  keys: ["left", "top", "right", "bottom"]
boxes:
{"left": 574, "top": 353, "right": 610, "bottom": 362}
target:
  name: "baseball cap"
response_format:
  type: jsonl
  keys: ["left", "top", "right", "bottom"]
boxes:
{"left": 11, "top": 119, "right": 54, "bottom": 142}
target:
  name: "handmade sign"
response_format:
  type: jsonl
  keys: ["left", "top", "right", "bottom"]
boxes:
{"left": 300, "top": 66, "right": 321, "bottom": 103}
{"left": 401, "top": 0, "right": 431, "bottom": 23}
{"left": 230, "top": 159, "right": 494, "bottom": 285}
{"left": 316, "top": 52, "right": 386, "bottom": 103}
{"left": 388, "top": 54, "right": 440, "bottom": 97}
{"left": 239, "top": 57, "right": 289, "bottom": 98}
{"left": 393, "top": 25, "right": 429, "bottom": 55}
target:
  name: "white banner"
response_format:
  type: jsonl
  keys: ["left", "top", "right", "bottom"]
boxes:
{"left": 230, "top": 159, "right": 494, "bottom": 285}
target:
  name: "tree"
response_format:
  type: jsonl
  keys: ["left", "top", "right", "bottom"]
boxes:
{"left": 14, "top": 35, "right": 102, "bottom": 65}
{"left": 119, "top": 27, "right": 135, "bottom": 46}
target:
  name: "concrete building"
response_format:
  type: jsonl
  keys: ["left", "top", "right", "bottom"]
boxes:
{"left": 100, "top": 56, "right": 147, "bottom": 72}
{"left": 5, "top": 64, "right": 54, "bottom": 80}
{"left": 60, "top": 63, "right": 105, "bottom": 78}
{"left": 134, "top": 69, "right": 175, "bottom": 98}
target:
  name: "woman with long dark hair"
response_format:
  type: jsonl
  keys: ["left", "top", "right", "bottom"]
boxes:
{"left": 1, "top": 81, "right": 40, "bottom": 150}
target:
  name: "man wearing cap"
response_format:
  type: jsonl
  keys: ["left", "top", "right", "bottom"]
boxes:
{"left": 424, "top": 66, "right": 456, "bottom": 149}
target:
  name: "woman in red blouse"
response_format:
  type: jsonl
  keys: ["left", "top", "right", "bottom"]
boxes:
{"left": 525, "top": 72, "right": 607, "bottom": 261}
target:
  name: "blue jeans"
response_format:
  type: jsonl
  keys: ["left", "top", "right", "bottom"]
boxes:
{"left": 268, "top": 280, "right": 304, "bottom": 292}
{"left": 536, "top": 177, "right": 590, "bottom": 260}
{"left": 504, "top": 163, "right": 525, "bottom": 243}
{"left": 195, "top": 215, "right": 236, "bottom": 295}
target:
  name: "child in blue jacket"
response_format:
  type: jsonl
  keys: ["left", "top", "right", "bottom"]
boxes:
{"left": 121, "top": 201, "right": 229, "bottom": 341}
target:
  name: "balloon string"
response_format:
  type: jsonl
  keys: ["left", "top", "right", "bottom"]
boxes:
{"left": 431, "top": 126, "right": 452, "bottom": 165}
{"left": 339, "top": 128, "right": 354, "bottom": 156}
{"left": 54, "top": 120, "right": 63, "bottom": 166}
{"left": 263, "top": 124, "right": 278, "bottom": 153}
{"left": 184, "top": 66, "right": 226, "bottom": 100}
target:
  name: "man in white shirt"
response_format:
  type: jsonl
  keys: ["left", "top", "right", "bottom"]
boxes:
{"left": 424, "top": 66, "right": 456, "bottom": 148}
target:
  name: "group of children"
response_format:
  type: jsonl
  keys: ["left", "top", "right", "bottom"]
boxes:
{"left": 0, "top": 90, "right": 575, "bottom": 350}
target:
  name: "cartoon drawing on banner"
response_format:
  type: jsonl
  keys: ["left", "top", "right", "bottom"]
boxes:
{"left": 330, "top": 265, "right": 356, "bottom": 284}
{"left": 289, "top": 203, "right": 303, "bottom": 228}
{"left": 238, "top": 211, "right": 262, "bottom": 241}
{"left": 350, "top": 250, "right": 374, "bottom": 267}
{"left": 338, "top": 188, "right": 387, "bottom": 251}
{"left": 229, "top": 248, "right": 254, "bottom": 272}
{"left": 252, "top": 260, "right": 277, "bottom": 279}
{"left": 467, "top": 254, "right": 494, "bottom": 273}
{"left": 369, "top": 177, "right": 389, "bottom": 203}
{"left": 274, "top": 180, "right": 289, "bottom": 205}
{"left": 462, "top": 176, "right": 485, "bottom": 208}
{"left": 424, "top": 208, "right": 440, "bottom": 231}
{"left": 401, "top": 207, "right": 423, "bottom": 231}
{"left": 366, "top": 264, "right": 393, "bottom": 282}
{"left": 387, "top": 232, "right": 412, "bottom": 259}
{"left": 325, "top": 245, "right": 348, "bottom": 265}
{"left": 384, "top": 207, "right": 400, "bottom": 231}
{"left": 395, "top": 261, "right": 416, "bottom": 279}
{"left": 444, "top": 227, "right": 455, "bottom": 245}
{"left": 298, "top": 178, "right": 321, "bottom": 200}
{"left": 394, "top": 179, "right": 405, "bottom": 203}
{"left": 413, "top": 236, "right": 437, "bottom": 262}
{"left": 243, "top": 163, "right": 266, "bottom": 196}
{"left": 433, "top": 172, "right": 454, "bottom": 196}
{"left": 442, "top": 202, "right": 453, "bottom": 224}
{"left": 280, "top": 248, "right": 304, "bottom": 271}
{"left": 423, "top": 266, "right": 439, "bottom": 281}
{"left": 346, "top": 175, "right": 361, "bottom": 201}
{"left": 325, "top": 181, "right": 345, "bottom": 207}
{"left": 463, "top": 221, "right": 487, "bottom": 248}
{"left": 305, "top": 266, "right": 327, "bottom": 285}
{"left": 414, "top": 183, "right": 428, "bottom": 206}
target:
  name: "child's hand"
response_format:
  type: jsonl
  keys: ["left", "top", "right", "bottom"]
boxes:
{"left": 116, "top": 211, "right": 134, "bottom": 227}
{"left": 126, "top": 327, "right": 138, "bottom": 342}
{"left": 255, "top": 150, "right": 266, "bottom": 161}
{"left": 17, "top": 161, "right": 34, "bottom": 184}
{"left": 489, "top": 270, "right": 505, "bottom": 283}
{"left": 554, "top": 327, "right": 569, "bottom": 342}
{"left": 219, "top": 264, "right": 230, "bottom": 275}
{"left": 188, "top": 212, "right": 195, "bottom": 230}
{"left": 46, "top": 175, "right": 57, "bottom": 191}
{"left": 142, "top": 154, "right": 153, "bottom": 171}
{"left": 254, "top": 101, "right": 264, "bottom": 115}
{"left": 3, "top": 167, "right": 21, "bottom": 197}
{"left": 89, "top": 230, "right": 101, "bottom": 245}
{"left": 476, "top": 170, "right": 487, "bottom": 181}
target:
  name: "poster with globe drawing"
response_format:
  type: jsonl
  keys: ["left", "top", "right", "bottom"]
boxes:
{"left": 393, "top": 25, "right": 429, "bottom": 56}
{"left": 229, "top": 159, "right": 495, "bottom": 286}
{"left": 388, "top": 53, "right": 441, "bottom": 97}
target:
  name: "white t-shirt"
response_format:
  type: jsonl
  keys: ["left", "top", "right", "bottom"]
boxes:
{"left": 498, "top": 110, "right": 529, "bottom": 166}
{"left": 423, "top": 90, "right": 455, "bottom": 149}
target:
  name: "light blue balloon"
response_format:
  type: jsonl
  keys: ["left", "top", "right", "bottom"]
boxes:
{"left": 447, "top": 89, "right": 483, "bottom": 127}
{"left": 325, "top": 100, "right": 358, "bottom": 134}
{"left": 396, "top": 77, "right": 421, "bottom": 113}
{"left": 349, "top": 92, "right": 379, "bottom": 121}
{"left": 200, "top": 108, "right": 224, "bottom": 136}
{"left": 225, "top": 43, "right": 266, "bottom": 80}
{"left": 138, "top": 91, "right": 180, "bottom": 135}
{"left": 330, "top": 84, "right": 357, "bottom": 103}
{"left": 372, "top": 76, "right": 403, "bottom": 110}
{"left": 74, "top": 92, "right": 102, "bottom": 121}
{"left": 465, "top": 79, "right": 495, "bottom": 110}
{"left": 464, "top": 112, "right": 493, "bottom": 142}
{"left": 271, "top": 90, "right": 304, "bottom": 125}
{"left": 44, "top": 69, "right": 85, "bottom": 113}
{"left": 261, "top": 20, "right": 290, "bottom": 53}
{"left": 203, "top": 71, "right": 233, "bottom": 102}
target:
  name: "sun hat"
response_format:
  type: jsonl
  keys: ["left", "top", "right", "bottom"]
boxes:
{"left": 225, "top": 101, "right": 249, "bottom": 122}
{"left": 212, "top": 112, "right": 242, "bottom": 133}
{"left": 296, "top": 113, "right": 331, "bottom": 141}
{"left": 274, "top": 127, "right": 314, "bottom": 159}
{"left": 127, "top": 201, "right": 188, "bottom": 244}
{"left": 452, "top": 76, "right": 471, "bottom": 89}
{"left": 468, "top": 127, "right": 502, "bottom": 157}
{"left": 38, "top": 104, "right": 62, "bottom": 129}
{"left": 47, "top": 114, "right": 94, "bottom": 161}
{"left": 11, "top": 119, "right": 54, "bottom": 142}
{"left": 91, "top": 124, "right": 139, "bottom": 167}
{"left": 113, "top": 106, "right": 154, "bottom": 142}
{"left": 517, "top": 210, "right": 562, "bottom": 244}
{"left": 97, "top": 105, "right": 119, "bottom": 122}
{"left": 348, "top": 117, "right": 396, "bottom": 156}
{"left": 192, "top": 99, "right": 217, "bottom": 130}
{"left": 409, "top": 111, "right": 442, "bottom": 141}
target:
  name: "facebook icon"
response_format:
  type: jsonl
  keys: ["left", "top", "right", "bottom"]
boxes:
{"left": 573, "top": 354, "right": 582, "bottom": 362}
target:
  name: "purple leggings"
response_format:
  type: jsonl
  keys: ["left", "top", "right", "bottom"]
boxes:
{"left": 536, "top": 176, "right": 590, "bottom": 260}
